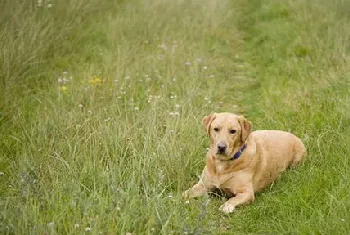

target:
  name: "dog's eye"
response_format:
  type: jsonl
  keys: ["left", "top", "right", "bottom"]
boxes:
{"left": 229, "top": 129, "right": 236, "bottom": 134}
{"left": 213, "top": 127, "right": 219, "bottom": 132}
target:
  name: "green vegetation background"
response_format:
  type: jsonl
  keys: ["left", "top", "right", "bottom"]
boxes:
{"left": 1, "top": 0, "right": 349, "bottom": 234}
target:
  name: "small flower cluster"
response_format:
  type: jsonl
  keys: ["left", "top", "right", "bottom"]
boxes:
{"left": 184, "top": 58, "right": 208, "bottom": 71}
{"left": 58, "top": 71, "right": 72, "bottom": 92}
{"left": 89, "top": 75, "right": 103, "bottom": 86}
{"left": 156, "top": 42, "right": 178, "bottom": 60}
{"left": 37, "top": 0, "right": 53, "bottom": 8}
{"left": 169, "top": 112, "right": 180, "bottom": 117}
{"left": 147, "top": 95, "right": 161, "bottom": 103}
{"left": 143, "top": 74, "right": 151, "bottom": 82}
{"left": 169, "top": 104, "right": 181, "bottom": 117}
{"left": 71, "top": 223, "right": 91, "bottom": 232}
{"left": 204, "top": 96, "right": 212, "bottom": 105}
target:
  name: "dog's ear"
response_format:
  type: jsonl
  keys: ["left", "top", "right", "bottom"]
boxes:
{"left": 238, "top": 116, "right": 252, "bottom": 142}
{"left": 202, "top": 113, "right": 216, "bottom": 135}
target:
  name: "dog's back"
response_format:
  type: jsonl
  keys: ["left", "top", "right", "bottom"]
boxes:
{"left": 250, "top": 130, "right": 306, "bottom": 192}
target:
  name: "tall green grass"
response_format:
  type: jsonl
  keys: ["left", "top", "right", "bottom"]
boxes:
{"left": 1, "top": 0, "right": 349, "bottom": 234}
{"left": 232, "top": 0, "right": 350, "bottom": 233}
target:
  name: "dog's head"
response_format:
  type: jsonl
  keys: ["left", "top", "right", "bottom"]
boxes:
{"left": 203, "top": 112, "right": 252, "bottom": 159}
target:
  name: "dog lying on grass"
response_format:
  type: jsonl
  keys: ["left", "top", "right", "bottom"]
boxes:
{"left": 183, "top": 112, "right": 306, "bottom": 213}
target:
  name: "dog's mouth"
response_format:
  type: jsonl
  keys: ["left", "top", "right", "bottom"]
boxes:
{"left": 216, "top": 150, "right": 228, "bottom": 156}
{"left": 215, "top": 149, "right": 233, "bottom": 158}
{"left": 214, "top": 145, "right": 239, "bottom": 159}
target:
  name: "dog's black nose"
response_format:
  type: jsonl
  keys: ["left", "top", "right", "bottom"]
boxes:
{"left": 217, "top": 142, "right": 227, "bottom": 154}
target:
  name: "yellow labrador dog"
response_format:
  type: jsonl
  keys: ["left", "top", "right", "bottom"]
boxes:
{"left": 183, "top": 112, "right": 306, "bottom": 213}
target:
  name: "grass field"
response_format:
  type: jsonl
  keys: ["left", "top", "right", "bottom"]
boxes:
{"left": 1, "top": 0, "right": 350, "bottom": 234}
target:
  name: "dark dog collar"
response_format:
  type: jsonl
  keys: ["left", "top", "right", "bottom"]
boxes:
{"left": 229, "top": 144, "right": 247, "bottom": 161}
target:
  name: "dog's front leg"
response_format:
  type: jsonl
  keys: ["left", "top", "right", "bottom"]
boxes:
{"left": 219, "top": 187, "right": 255, "bottom": 213}
{"left": 182, "top": 182, "right": 208, "bottom": 198}
{"left": 182, "top": 168, "right": 213, "bottom": 198}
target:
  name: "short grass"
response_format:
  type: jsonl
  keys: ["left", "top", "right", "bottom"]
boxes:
{"left": 0, "top": 0, "right": 349, "bottom": 234}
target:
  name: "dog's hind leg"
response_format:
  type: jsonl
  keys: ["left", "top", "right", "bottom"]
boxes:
{"left": 291, "top": 140, "right": 307, "bottom": 167}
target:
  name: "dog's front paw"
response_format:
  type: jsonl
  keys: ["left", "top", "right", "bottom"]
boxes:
{"left": 219, "top": 203, "right": 235, "bottom": 214}
{"left": 182, "top": 189, "right": 191, "bottom": 198}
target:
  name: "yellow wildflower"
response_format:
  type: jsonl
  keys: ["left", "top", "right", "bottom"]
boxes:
{"left": 60, "top": 86, "right": 67, "bottom": 91}
{"left": 89, "top": 76, "right": 103, "bottom": 85}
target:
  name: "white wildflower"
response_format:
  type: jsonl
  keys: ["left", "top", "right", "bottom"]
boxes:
{"left": 158, "top": 44, "right": 167, "bottom": 50}
{"left": 48, "top": 222, "right": 54, "bottom": 229}
{"left": 145, "top": 75, "right": 151, "bottom": 81}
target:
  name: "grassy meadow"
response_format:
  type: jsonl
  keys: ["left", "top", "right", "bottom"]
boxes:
{"left": 1, "top": 0, "right": 350, "bottom": 234}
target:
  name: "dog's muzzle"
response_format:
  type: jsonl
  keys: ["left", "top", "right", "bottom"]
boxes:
{"left": 217, "top": 142, "right": 227, "bottom": 154}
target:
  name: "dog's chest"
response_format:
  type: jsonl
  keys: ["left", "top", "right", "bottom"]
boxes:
{"left": 209, "top": 164, "right": 235, "bottom": 188}
{"left": 216, "top": 164, "right": 226, "bottom": 173}
{"left": 209, "top": 174, "right": 235, "bottom": 192}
